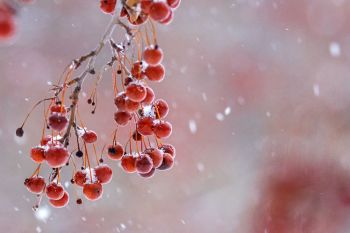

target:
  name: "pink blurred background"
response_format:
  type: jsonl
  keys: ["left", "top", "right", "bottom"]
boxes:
{"left": 2, "top": 0, "right": 350, "bottom": 232}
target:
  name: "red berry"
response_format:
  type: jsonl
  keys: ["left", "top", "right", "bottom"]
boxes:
{"left": 74, "top": 171, "right": 87, "bottom": 187}
{"left": 83, "top": 183, "right": 103, "bottom": 201}
{"left": 153, "top": 121, "right": 172, "bottom": 138}
{"left": 46, "top": 182, "right": 64, "bottom": 200}
{"left": 45, "top": 145, "right": 69, "bottom": 168}
{"left": 137, "top": 116, "right": 155, "bottom": 136}
{"left": 144, "top": 148, "right": 163, "bottom": 168}
{"left": 143, "top": 46, "right": 163, "bottom": 66}
{"left": 126, "top": 82, "right": 147, "bottom": 102}
{"left": 142, "top": 87, "right": 155, "bottom": 105}
{"left": 159, "top": 9, "right": 174, "bottom": 25}
{"left": 114, "top": 111, "right": 132, "bottom": 126}
{"left": 153, "top": 99, "right": 169, "bottom": 119}
{"left": 149, "top": 2, "right": 171, "bottom": 21}
{"left": 132, "top": 130, "right": 143, "bottom": 141}
{"left": 159, "top": 144, "right": 176, "bottom": 157}
{"left": 0, "top": 5, "right": 15, "bottom": 40}
{"left": 158, "top": 153, "right": 174, "bottom": 170}
{"left": 107, "top": 143, "right": 124, "bottom": 160}
{"left": 82, "top": 130, "right": 98, "bottom": 143}
{"left": 100, "top": 0, "right": 117, "bottom": 14}
{"left": 49, "top": 191, "right": 69, "bottom": 208}
{"left": 141, "top": 0, "right": 153, "bottom": 14}
{"left": 24, "top": 176, "right": 46, "bottom": 194}
{"left": 145, "top": 64, "right": 165, "bottom": 82}
{"left": 50, "top": 105, "right": 67, "bottom": 114}
{"left": 167, "top": 0, "right": 181, "bottom": 9}
{"left": 125, "top": 98, "right": 140, "bottom": 112}
{"left": 121, "top": 155, "right": 137, "bottom": 173}
{"left": 30, "top": 147, "right": 45, "bottom": 163}
{"left": 114, "top": 93, "right": 127, "bottom": 111}
{"left": 95, "top": 164, "right": 113, "bottom": 184}
{"left": 139, "top": 168, "right": 155, "bottom": 178}
{"left": 136, "top": 154, "right": 154, "bottom": 174}
{"left": 131, "top": 61, "right": 144, "bottom": 80}
{"left": 48, "top": 113, "right": 68, "bottom": 132}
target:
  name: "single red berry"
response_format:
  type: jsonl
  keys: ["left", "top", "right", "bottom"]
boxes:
{"left": 167, "top": 0, "right": 181, "bottom": 9}
{"left": 83, "top": 183, "right": 103, "bottom": 201}
{"left": 114, "top": 111, "right": 132, "bottom": 126}
{"left": 153, "top": 99, "right": 169, "bottom": 119}
{"left": 126, "top": 82, "right": 147, "bottom": 102}
{"left": 153, "top": 121, "right": 172, "bottom": 138}
{"left": 159, "top": 144, "right": 176, "bottom": 157}
{"left": 137, "top": 116, "right": 155, "bottom": 136}
{"left": 30, "top": 147, "right": 45, "bottom": 163}
{"left": 149, "top": 2, "right": 171, "bottom": 21}
{"left": 142, "top": 87, "right": 155, "bottom": 105}
{"left": 46, "top": 182, "right": 64, "bottom": 200}
{"left": 24, "top": 176, "right": 46, "bottom": 194}
{"left": 139, "top": 168, "right": 156, "bottom": 178}
{"left": 107, "top": 143, "right": 124, "bottom": 160}
{"left": 159, "top": 9, "right": 174, "bottom": 25}
{"left": 48, "top": 113, "right": 68, "bottom": 132}
{"left": 100, "top": 0, "right": 117, "bottom": 14}
{"left": 50, "top": 105, "right": 67, "bottom": 114}
{"left": 145, "top": 64, "right": 165, "bottom": 82}
{"left": 49, "top": 191, "right": 69, "bottom": 208}
{"left": 141, "top": 0, "right": 153, "bottom": 14}
{"left": 125, "top": 98, "right": 140, "bottom": 112}
{"left": 136, "top": 154, "right": 154, "bottom": 174}
{"left": 0, "top": 5, "right": 15, "bottom": 40}
{"left": 121, "top": 155, "right": 137, "bottom": 173}
{"left": 157, "top": 153, "right": 174, "bottom": 170}
{"left": 114, "top": 93, "right": 127, "bottom": 111}
{"left": 82, "top": 130, "right": 98, "bottom": 143}
{"left": 74, "top": 170, "right": 87, "bottom": 187}
{"left": 45, "top": 145, "right": 69, "bottom": 168}
{"left": 144, "top": 148, "right": 163, "bottom": 168}
{"left": 143, "top": 46, "right": 163, "bottom": 66}
{"left": 95, "top": 164, "right": 113, "bottom": 184}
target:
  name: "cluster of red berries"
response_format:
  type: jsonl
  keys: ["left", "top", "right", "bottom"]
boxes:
{"left": 16, "top": 0, "right": 180, "bottom": 209}
{"left": 100, "top": 0, "right": 180, "bottom": 25}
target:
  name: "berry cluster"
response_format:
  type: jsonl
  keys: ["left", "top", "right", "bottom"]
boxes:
{"left": 15, "top": 0, "right": 180, "bottom": 209}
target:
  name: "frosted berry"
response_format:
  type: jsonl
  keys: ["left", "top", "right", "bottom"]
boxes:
{"left": 137, "top": 116, "right": 155, "bottom": 136}
{"left": 159, "top": 144, "right": 176, "bottom": 157}
{"left": 154, "top": 99, "right": 169, "bottom": 119}
{"left": 149, "top": 2, "right": 171, "bottom": 21}
{"left": 49, "top": 191, "right": 69, "bottom": 208}
{"left": 45, "top": 145, "right": 69, "bottom": 168}
{"left": 100, "top": 0, "right": 117, "bottom": 14}
{"left": 121, "top": 155, "right": 137, "bottom": 173}
{"left": 95, "top": 164, "right": 113, "bottom": 184}
{"left": 114, "top": 93, "right": 127, "bottom": 111}
{"left": 145, "top": 64, "right": 165, "bottom": 82}
{"left": 167, "top": 0, "right": 181, "bottom": 9}
{"left": 153, "top": 121, "right": 172, "bottom": 138}
{"left": 74, "top": 170, "right": 87, "bottom": 187}
{"left": 30, "top": 146, "right": 45, "bottom": 163}
{"left": 46, "top": 182, "right": 64, "bottom": 200}
{"left": 143, "top": 46, "right": 163, "bottom": 66}
{"left": 157, "top": 153, "right": 174, "bottom": 170}
{"left": 83, "top": 183, "right": 103, "bottom": 201}
{"left": 48, "top": 113, "right": 68, "bottom": 132}
{"left": 142, "top": 87, "right": 155, "bottom": 105}
{"left": 160, "top": 9, "right": 174, "bottom": 25}
{"left": 126, "top": 82, "right": 147, "bottom": 102}
{"left": 107, "top": 143, "right": 124, "bottom": 160}
{"left": 135, "top": 154, "right": 153, "bottom": 174}
{"left": 24, "top": 176, "right": 46, "bottom": 194}
{"left": 82, "top": 130, "right": 98, "bottom": 143}
{"left": 139, "top": 168, "right": 155, "bottom": 178}
{"left": 144, "top": 148, "right": 163, "bottom": 168}
{"left": 114, "top": 111, "right": 132, "bottom": 126}
{"left": 125, "top": 98, "right": 140, "bottom": 112}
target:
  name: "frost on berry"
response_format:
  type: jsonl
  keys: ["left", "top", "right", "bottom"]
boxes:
{"left": 18, "top": 0, "right": 180, "bottom": 209}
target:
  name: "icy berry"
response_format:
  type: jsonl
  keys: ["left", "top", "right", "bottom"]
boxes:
{"left": 157, "top": 153, "right": 174, "bottom": 170}
{"left": 125, "top": 98, "right": 140, "bottom": 112}
{"left": 48, "top": 113, "right": 68, "bottom": 132}
{"left": 135, "top": 154, "right": 154, "bottom": 174}
{"left": 160, "top": 9, "right": 174, "bottom": 25}
{"left": 49, "top": 191, "right": 69, "bottom": 208}
{"left": 100, "top": 0, "right": 117, "bottom": 14}
{"left": 141, "top": 0, "right": 153, "bottom": 14}
{"left": 154, "top": 99, "right": 169, "bottom": 119}
{"left": 126, "top": 83, "right": 147, "bottom": 102}
{"left": 114, "top": 93, "right": 127, "bottom": 111}
{"left": 143, "top": 46, "right": 163, "bottom": 66}
{"left": 139, "top": 168, "right": 155, "bottom": 178}
{"left": 114, "top": 111, "right": 132, "bottom": 126}
{"left": 167, "top": 0, "right": 181, "bottom": 9}
{"left": 153, "top": 121, "right": 172, "bottom": 138}
{"left": 149, "top": 2, "right": 171, "bottom": 21}
{"left": 24, "top": 176, "right": 46, "bottom": 194}
{"left": 45, "top": 145, "right": 69, "bottom": 168}
{"left": 145, "top": 64, "right": 165, "bottom": 82}
{"left": 142, "top": 87, "right": 155, "bottom": 105}
{"left": 137, "top": 116, "right": 155, "bottom": 136}
{"left": 95, "top": 164, "right": 113, "bottom": 184}
{"left": 144, "top": 148, "right": 163, "bottom": 168}
{"left": 82, "top": 130, "right": 98, "bottom": 143}
{"left": 74, "top": 170, "right": 87, "bottom": 187}
{"left": 121, "top": 155, "right": 137, "bottom": 173}
{"left": 46, "top": 182, "right": 64, "bottom": 200}
{"left": 30, "top": 147, "right": 45, "bottom": 163}
{"left": 159, "top": 144, "right": 176, "bottom": 157}
{"left": 83, "top": 183, "right": 103, "bottom": 201}
{"left": 107, "top": 143, "right": 124, "bottom": 160}
{"left": 40, "top": 135, "right": 52, "bottom": 146}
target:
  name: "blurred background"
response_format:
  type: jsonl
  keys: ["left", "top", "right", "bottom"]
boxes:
{"left": 2, "top": 0, "right": 350, "bottom": 232}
